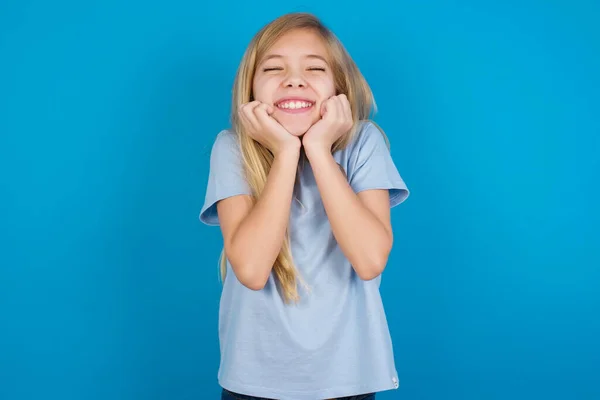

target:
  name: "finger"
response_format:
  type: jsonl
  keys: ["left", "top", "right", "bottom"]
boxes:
{"left": 330, "top": 96, "right": 343, "bottom": 121}
{"left": 253, "top": 103, "right": 271, "bottom": 121}
{"left": 331, "top": 95, "right": 347, "bottom": 126}
{"left": 254, "top": 102, "right": 271, "bottom": 116}
{"left": 254, "top": 103, "right": 279, "bottom": 129}
{"left": 239, "top": 100, "right": 260, "bottom": 114}
{"left": 338, "top": 94, "right": 352, "bottom": 120}
{"left": 319, "top": 101, "right": 327, "bottom": 117}
{"left": 335, "top": 95, "right": 345, "bottom": 118}
{"left": 239, "top": 101, "right": 260, "bottom": 121}
{"left": 265, "top": 103, "right": 275, "bottom": 115}
{"left": 337, "top": 94, "right": 352, "bottom": 121}
{"left": 242, "top": 101, "right": 262, "bottom": 131}
{"left": 238, "top": 103, "right": 252, "bottom": 127}
{"left": 321, "top": 97, "right": 334, "bottom": 118}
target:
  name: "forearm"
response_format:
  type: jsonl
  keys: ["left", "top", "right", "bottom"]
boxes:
{"left": 229, "top": 147, "right": 300, "bottom": 286}
{"left": 305, "top": 146, "right": 392, "bottom": 280}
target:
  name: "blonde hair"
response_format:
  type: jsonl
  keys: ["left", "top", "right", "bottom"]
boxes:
{"left": 220, "top": 12, "right": 385, "bottom": 303}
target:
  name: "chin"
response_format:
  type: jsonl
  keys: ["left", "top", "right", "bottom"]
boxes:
{"left": 285, "top": 124, "right": 311, "bottom": 137}
{"left": 278, "top": 117, "right": 319, "bottom": 137}
{"left": 272, "top": 106, "right": 320, "bottom": 137}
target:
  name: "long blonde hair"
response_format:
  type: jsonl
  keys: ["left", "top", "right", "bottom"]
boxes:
{"left": 220, "top": 12, "right": 384, "bottom": 303}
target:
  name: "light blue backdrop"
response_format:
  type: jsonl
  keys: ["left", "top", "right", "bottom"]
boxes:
{"left": 1, "top": 1, "right": 598, "bottom": 399}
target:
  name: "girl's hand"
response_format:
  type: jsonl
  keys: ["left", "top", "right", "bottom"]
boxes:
{"left": 238, "top": 101, "right": 301, "bottom": 156}
{"left": 302, "top": 94, "right": 353, "bottom": 154}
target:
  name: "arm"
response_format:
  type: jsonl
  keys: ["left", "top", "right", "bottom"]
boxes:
{"left": 217, "top": 146, "right": 300, "bottom": 290}
{"left": 304, "top": 146, "right": 393, "bottom": 280}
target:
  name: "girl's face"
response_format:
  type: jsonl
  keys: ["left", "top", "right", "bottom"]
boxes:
{"left": 252, "top": 29, "right": 336, "bottom": 136}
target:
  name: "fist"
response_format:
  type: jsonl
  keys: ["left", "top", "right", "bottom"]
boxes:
{"left": 302, "top": 94, "right": 353, "bottom": 152}
{"left": 238, "top": 101, "right": 301, "bottom": 155}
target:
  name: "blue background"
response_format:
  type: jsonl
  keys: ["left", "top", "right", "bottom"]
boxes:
{"left": 1, "top": 1, "right": 598, "bottom": 399}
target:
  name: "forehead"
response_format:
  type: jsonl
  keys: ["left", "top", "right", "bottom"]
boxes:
{"left": 265, "top": 29, "right": 329, "bottom": 59}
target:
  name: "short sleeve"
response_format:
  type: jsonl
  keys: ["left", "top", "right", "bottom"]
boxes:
{"left": 199, "top": 130, "right": 252, "bottom": 226}
{"left": 348, "top": 122, "right": 410, "bottom": 208}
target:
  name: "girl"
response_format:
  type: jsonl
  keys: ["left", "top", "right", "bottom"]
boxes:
{"left": 200, "top": 12, "right": 410, "bottom": 400}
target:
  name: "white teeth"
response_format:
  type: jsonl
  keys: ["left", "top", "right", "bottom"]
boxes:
{"left": 277, "top": 101, "right": 312, "bottom": 109}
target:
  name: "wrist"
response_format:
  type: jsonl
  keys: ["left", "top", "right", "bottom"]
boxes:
{"left": 274, "top": 140, "right": 302, "bottom": 159}
{"left": 303, "top": 141, "right": 332, "bottom": 161}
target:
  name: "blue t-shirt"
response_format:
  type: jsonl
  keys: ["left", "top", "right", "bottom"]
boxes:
{"left": 199, "top": 120, "right": 410, "bottom": 400}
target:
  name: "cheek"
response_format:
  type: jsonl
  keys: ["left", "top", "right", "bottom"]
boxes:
{"left": 325, "top": 75, "right": 336, "bottom": 95}
{"left": 311, "top": 76, "right": 336, "bottom": 98}
{"left": 252, "top": 77, "right": 278, "bottom": 103}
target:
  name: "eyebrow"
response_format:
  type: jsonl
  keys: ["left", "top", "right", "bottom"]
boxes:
{"left": 261, "top": 54, "right": 329, "bottom": 64}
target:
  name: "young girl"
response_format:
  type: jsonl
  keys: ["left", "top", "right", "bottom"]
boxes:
{"left": 200, "top": 12, "right": 410, "bottom": 400}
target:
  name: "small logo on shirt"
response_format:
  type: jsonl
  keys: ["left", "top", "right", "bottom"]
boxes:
{"left": 392, "top": 376, "right": 399, "bottom": 389}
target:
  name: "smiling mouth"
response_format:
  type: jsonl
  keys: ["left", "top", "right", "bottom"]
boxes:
{"left": 275, "top": 100, "right": 314, "bottom": 113}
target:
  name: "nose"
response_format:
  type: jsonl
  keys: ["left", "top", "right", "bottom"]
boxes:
{"left": 283, "top": 70, "right": 306, "bottom": 88}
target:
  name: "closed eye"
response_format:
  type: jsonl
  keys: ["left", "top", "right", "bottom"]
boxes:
{"left": 308, "top": 67, "right": 326, "bottom": 71}
{"left": 263, "top": 67, "right": 283, "bottom": 72}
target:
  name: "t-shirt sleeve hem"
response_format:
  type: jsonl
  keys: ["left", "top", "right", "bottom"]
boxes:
{"left": 353, "top": 181, "right": 410, "bottom": 208}
{"left": 199, "top": 189, "right": 252, "bottom": 226}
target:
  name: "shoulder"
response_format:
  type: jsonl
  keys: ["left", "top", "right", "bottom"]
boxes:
{"left": 344, "top": 120, "right": 390, "bottom": 155}
{"left": 209, "top": 129, "right": 242, "bottom": 158}
{"left": 205, "top": 129, "right": 247, "bottom": 174}
{"left": 212, "top": 129, "right": 240, "bottom": 149}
